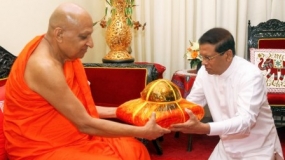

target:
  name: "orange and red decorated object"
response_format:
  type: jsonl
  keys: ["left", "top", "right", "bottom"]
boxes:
{"left": 116, "top": 79, "right": 204, "bottom": 128}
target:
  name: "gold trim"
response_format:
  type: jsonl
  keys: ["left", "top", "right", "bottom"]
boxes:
{"left": 270, "top": 105, "right": 285, "bottom": 107}
{"left": 0, "top": 78, "right": 8, "bottom": 81}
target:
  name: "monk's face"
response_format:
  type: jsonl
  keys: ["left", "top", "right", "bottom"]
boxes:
{"left": 59, "top": 14, "right": 94, "bottom": 60}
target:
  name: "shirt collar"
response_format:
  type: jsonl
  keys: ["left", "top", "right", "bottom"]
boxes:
{"left": 219, "top": 56, "right": 237, "bottom": 79}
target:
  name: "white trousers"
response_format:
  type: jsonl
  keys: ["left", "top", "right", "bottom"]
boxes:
{"left": 209, "top": 140, "right": 283, "bottom": 160}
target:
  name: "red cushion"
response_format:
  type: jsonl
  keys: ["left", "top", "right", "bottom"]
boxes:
{"left": 0, "top": 79, "right": 7, "bottom": 159}
{"left": 84, "top": 67, "right": 147, "bottom": 107}
{"left": 259, "top": 39, "right": 285, "bottom": 49}
{"left": 267, "top": 93, "right": 285, "bottom": 105}
{"left": 0, "top": 79, "right": 7, "bottom": 87}
{"left": 0, "top": 110, "right": 7, "bottom": 160}
{"left": 0, "top": 86, "right": 5, "bottom": 101}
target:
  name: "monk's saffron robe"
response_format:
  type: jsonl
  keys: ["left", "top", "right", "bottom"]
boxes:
{"left": 3, "top": 35, "right": 150, "bottom": 160}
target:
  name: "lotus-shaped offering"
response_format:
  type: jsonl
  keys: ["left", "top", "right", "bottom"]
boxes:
{"left": 116, "top": 79, "right": 204, "bottom": 128}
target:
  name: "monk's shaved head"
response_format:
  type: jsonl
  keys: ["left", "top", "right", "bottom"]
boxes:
{"left": 43, "top": 2, "right": 94, "bottom": 62}
{"left": 47, "top": 3, "right": 92, "bottom": 33}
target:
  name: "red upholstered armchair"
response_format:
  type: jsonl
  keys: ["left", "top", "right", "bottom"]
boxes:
{"left": 83, "top": 62, "right": 166, "bottom": 155}
{"left": 84, "top": 63, "right": 151, "bottom": 107}
{"left": 248, "top": 19, "right": 285, "bottom": 127}
{"left": 0, "top": 46, "right": 16, "bottom": 160}
{"left": 83, "top": 62, "right": 164, "bottom": 107}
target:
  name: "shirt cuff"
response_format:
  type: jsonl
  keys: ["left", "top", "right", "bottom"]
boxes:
{"left": 208, "top": 122, "right": 224, "bottom": 136}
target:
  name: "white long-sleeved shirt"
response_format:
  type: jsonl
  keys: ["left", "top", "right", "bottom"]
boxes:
{"left": 187, "top": 56, "right": 283, "bottom": 159}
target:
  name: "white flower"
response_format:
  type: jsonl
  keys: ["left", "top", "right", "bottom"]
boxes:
{"left": 184, "top": 41, "right": 202, "bottom": 69}
{"left": 190, "top": 42, "right": 199, "bottom": 51}
{"left": 186, "top": 41, "right": 201, "bottom": 60}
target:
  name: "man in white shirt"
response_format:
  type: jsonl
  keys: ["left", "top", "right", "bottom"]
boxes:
{"left": 170, "top": 28, "right": 284, "bottom": 160}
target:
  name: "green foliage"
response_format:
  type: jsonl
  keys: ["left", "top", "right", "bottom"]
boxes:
{"left": 190, "top": 59, "right": 202, "bottom": 69}
{"left": 94, "top": 0, "right": 145, "bottom": 30}
{"left": 104, "top": 0, "right": 134, "bottom": 27}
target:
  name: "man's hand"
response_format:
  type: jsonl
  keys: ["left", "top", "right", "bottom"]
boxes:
{"left": 169, "top": 109, "right": 210, "bottom": 134}
{"left": 141, "top": 112, "right": 171, "bottom": 140}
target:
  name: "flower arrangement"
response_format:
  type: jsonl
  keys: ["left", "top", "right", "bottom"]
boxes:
{"left": 93, "top": 0, "right": 146, "bottom": 30}
{"left": 185, "top": 41, "right": 202, "bottom": 69}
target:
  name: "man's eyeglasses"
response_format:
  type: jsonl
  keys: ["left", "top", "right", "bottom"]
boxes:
{"left": 199, "top": 51, "right": 227, "bottom": 62}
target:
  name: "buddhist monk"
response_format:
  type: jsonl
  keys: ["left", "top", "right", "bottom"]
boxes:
{"left": 3, "top": 3, "right": 170, "bottom": 160}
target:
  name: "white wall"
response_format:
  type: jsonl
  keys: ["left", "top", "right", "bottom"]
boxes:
{"left": 1, "top": 0, "right": 285, "bottom": 80}
{"left": 0, "top": 0, "right": 107, "bottom": 63}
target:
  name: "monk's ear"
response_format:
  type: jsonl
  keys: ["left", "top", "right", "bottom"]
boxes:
{"left": 54, "top": 27, "right": 63, "bottom": 42}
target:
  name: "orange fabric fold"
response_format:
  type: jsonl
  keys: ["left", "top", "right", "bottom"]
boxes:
{"left": 3, "top": 35, "right": 150, "bottom": 160}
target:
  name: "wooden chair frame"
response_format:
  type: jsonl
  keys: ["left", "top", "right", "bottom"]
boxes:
{"left": 247, "top": 19, "right": 285, "bottom": 59}
{"left": 248, "top": 19, "right": 285, "bottom": 127}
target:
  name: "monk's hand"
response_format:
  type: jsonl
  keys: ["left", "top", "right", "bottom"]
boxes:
{"left": 142, "top": 112, "right": 170, "bottom": 140}
{"left": 169, "top": 109, "right": 210, "bottom": 134}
